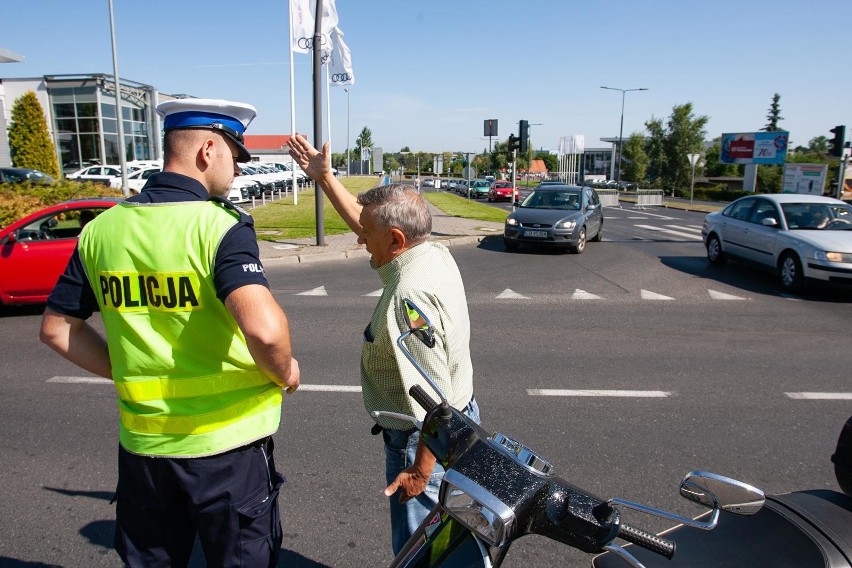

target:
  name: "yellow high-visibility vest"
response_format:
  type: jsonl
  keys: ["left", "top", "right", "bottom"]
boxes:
{"left": 78, "top": 200, "right": 281, "bottom": 458}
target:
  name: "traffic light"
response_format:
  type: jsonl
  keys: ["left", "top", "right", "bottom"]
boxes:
{"left": 508, "top": 134, "right": 520, "bottom": 152}
{"left": 828, "top": 125, "right": 846, "bottom": 158}
{"left": 519, "top": 120, "right": 529, "bottom": 154}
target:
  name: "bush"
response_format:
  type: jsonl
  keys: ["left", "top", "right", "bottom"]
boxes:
{"left": 0, "top": 180, "right": 123, "bottom": 228}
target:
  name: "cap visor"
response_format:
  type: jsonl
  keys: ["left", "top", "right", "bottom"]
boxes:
{"left": 222, "top": 131, "right": 252, "bottom": 162}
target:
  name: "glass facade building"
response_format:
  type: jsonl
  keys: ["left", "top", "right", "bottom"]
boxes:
{"left": 0, "top": 74, "right": 163, "bottom": 173}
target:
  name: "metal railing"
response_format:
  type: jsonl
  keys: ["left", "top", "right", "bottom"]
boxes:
{"left": 596, "top": 189, "right": 621, "bottom": 208}
{"left": 634, "top": 189, "right": 666, "bottom": 210}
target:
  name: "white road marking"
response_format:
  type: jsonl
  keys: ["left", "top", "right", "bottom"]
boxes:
{"left": 785, "top": 392, "right": 852, "bottom": 400}
{"left": 296, "top": 286, "right": 328, "bottom": 296}
{"left": 572, "top": 289, "right": 603, "bottom": 300}
{"left": 298, "top": 384, "right": 363, "bottom": 393}
{"left": 665, "top": 225, "right": 703, "bottom": 233}
{"left": 271, "top": 243, "right": 299, "bottom": 250}
{"left": 641, "top": 289, "right": 675, "bottom": 300}
{"left": 365, "top": 289, "right": 383, "bottom": 297}
{"left": 528, "top": 389, "right": 672, "bottom": 398}
{"left": 496, "top": 288, "right": 530, "bottom": 299}
{"left": 708, "top": 289, "right": 749, "bottom": 301}
{"left": 48, "top": 376, "right": 113, "bottom": 384}
{"left": 634, "top": 224, "right": 702, "bottom": 240}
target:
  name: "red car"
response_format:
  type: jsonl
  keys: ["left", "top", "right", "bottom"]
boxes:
{"left": 487, "top": 180, "right": 518, "bottom": 202}
{"left": 0, "top": 197, "right": 122, "bottom": 306}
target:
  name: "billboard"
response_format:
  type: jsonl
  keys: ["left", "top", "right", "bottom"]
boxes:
{"left": 782, "top": 164, "right": 827, "bottom": 195}
{"left": 720, "top": 131, "right": 789, "bottom": 164}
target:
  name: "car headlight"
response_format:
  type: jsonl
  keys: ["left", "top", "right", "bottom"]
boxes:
{"left": 815, "top": 251, "right": 852, "bottom": 263}
{"left": 506, "top": 217, "right": 518, "bottom": 226}
{"left": 556, "top": 219, "right": 577, "bottom": 230}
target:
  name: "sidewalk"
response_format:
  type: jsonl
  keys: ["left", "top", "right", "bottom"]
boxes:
{"left": 258, "top": 203, "right": 505, "bottom": 265}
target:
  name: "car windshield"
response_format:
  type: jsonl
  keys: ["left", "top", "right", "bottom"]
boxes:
{"left": 781, "top": 202, "right": 852, "bottom": 230}
{"left": 520, "top": 190, "right": 581, "bottom": 210}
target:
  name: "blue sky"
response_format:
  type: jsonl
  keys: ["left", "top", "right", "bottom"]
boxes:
{"left": 3, "top": 0, "right": 850, "bottom": 156}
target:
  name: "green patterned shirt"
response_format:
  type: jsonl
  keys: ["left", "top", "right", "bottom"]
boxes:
{"left": 361, "top": 241, "right": 474, "bottom": 430}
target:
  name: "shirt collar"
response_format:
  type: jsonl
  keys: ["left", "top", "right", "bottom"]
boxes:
{"left": 375, "top": 241, "right": 431, "bottom": 285}
{"left": 137, "top": 172, "right": 209, "bottom": 201}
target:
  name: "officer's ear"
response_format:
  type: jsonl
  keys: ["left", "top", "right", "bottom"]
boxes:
{"left": 198, "top": 138, "right": 217, "bottom": 169}
{"left": 388, "top": 226, "right": 407, "bottom": 256}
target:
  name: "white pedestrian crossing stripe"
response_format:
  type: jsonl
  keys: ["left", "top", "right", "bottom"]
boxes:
{"left": 572, "top": 289, "right": 602, "bottom": 300}
{"left": 708, "top": 289, "right": 748, "bottom": 301}
{"left": 496, "top": 288, "right": 530, "bottom": 299}
{"left": 365, "top": 289, "right": 383, "bottom": 297}
{"left": 634, "top": 224, "right": 702, "bottom": 240}
{"left": 641, "top": 289, "right": 675, "bottom": 300}
{"left": 296, "top": 286, "right": 328, "bottom": 296}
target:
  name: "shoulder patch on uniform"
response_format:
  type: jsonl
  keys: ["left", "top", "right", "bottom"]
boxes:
{"left": 208, "top": 196, "right": 254, "bottom": 225}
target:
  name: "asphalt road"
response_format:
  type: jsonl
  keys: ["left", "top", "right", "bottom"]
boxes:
{"left": 1, "top": 206, "right": 850, "bottom": 567}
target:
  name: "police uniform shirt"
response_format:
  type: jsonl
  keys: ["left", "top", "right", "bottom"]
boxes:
{"left": 48, "top": 172, "right": 268, "bottom": 318}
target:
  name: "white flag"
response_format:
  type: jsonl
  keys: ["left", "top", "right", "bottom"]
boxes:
{"left": 290, "top": 0, "right": 339, "bottom": 55}
{"left": 328, "top": 27, "right": 354, "bottom": 87}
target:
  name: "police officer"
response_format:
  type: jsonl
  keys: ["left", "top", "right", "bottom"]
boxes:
{"left": 40, "top": 98, "right": 300, "bottom": 567}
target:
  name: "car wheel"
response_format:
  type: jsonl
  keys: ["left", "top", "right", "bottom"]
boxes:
{"left": 488, "top": 196, "right": 494, "bottom": 202}
{"left": 706, "top": 234, "right": 727, "bottom": 266}
{"left": 778, "top": 252, "right": 805, "bottom": 293}
{"left": 591, "top": 222, "right": 603, "bottom": 242}
{"left": 503, "top": 238, "right": 519, "bottom": 251}
{"left": 571, "top": 227, "right": 587, "bottom": 254}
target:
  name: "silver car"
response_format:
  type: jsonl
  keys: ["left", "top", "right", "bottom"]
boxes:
{"left": 701, "top": 193, "right": 852, "bottom": 292}
{"left": 503, "top": 185, "right": 604, "bottom": 254}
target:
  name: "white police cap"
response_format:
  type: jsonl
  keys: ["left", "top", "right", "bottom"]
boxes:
{"left": 156, "top": 98, "right": 257, "bottom": 162}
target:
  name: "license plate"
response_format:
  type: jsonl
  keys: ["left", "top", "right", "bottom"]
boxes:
{"left": 523, "top": 230, "right": 547, "bottom": 238}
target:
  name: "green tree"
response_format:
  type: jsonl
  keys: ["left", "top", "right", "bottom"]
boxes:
{"left": 644, "top": 103, "right": 709, "bottom": 192}
{"left": 353, "top": 126, "right": 373, "bottom": 161}
{"left": 704, "top": 138, "right": 740, "bottom": 177}
{"left": 8, "top": 91, "right": 60, "bottom": 178}
{"left": 535, "top": 151, "right": 558, "bottom": 174}
{"left": 761, "top": 93, "right": 783, "bottom": 132}
{"left": 621, "top": 133, "right": 649, "bottom": 183}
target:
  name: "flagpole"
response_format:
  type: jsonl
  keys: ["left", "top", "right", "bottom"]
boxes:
{"left": 312, "top": 0, "right": 325, "bottom": 245}
{"left": 288, "top": 3, "right": 298, "bottom": 205}
{"left": 326, "top": 63, "right": 332, "bottom": 162}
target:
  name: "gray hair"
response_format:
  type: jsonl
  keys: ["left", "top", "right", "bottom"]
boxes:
{"left": 357, "top": 183, "right": 432, "bottom": 244}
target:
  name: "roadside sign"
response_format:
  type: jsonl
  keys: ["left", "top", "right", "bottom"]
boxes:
{"left": 782, "top": 163, "right": 827, "bottom": 195}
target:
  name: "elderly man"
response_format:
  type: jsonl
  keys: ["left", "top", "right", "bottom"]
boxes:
{"left": 289, "top": 133, "right": 480, "bottom": 555}
{"left": 40, "top": 99, "right": 300, "bottom": 567}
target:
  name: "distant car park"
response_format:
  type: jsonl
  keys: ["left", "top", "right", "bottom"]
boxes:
{"left": 66, "top": 165, "right": 122, "bottom": 185}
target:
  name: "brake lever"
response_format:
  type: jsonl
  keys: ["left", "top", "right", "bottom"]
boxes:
{"left": 371, "top": 411, "right": 422, "bottom": 431}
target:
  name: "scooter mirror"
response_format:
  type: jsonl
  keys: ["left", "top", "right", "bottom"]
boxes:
{"left": 679, "top": 471, "right": 765, "bottom": 516}
{"left": 402, "top": 298, "right": 436, "bottom": 348}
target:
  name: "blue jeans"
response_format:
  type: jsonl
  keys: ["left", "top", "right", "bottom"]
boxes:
{"left": 383, "top": 397, "right": 481, "bottom": 556}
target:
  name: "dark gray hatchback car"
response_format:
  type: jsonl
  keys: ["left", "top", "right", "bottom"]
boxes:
{"left": 503, "top": 184, "right": 604, "bottom": 253}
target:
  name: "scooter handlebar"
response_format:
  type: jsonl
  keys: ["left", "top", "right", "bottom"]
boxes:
{"left": 617, "top": 523, "right": 676, "bottom": 559}
{"left": 409, "top": 384, "right": 438, "bottom": 413}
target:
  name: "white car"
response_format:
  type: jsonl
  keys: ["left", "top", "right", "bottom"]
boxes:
{"left": 264, "top": 161, "right": 308, "bottom": 187}
{"left": 702, "top": 193, "right": 852, "bottom": 292}
{"left": 109, "top": 166, "right": 161, "bottom": 193}
{"left": 229, "top": 177, "right": 258, "bottom": 203}
{"left": 66, "top": 165, "right": 123, "bottom": 184}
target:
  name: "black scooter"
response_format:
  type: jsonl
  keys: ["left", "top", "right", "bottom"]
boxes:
{"left": 376, "top": 299, "right": 852, "bottom": 568}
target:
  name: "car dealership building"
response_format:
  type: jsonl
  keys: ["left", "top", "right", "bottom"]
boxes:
{"left": 0, "top": 73, "right": 174, "bottom": 171}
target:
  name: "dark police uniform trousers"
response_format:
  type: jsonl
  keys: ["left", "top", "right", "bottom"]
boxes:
{"left": 114, "top": 437, "right": 284, "bottom": 568}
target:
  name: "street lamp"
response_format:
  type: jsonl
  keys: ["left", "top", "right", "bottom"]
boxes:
{"left": 344, "top": 88, "right": 350, "bottom": 176}
{"left": 600, "top": 86, "right": 648, "bottom": 190}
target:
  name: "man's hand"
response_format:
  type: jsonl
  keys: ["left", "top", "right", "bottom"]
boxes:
{"left": 384, "top": 440, "right": 437, "bottom": 503}
{"left": 385, "top": 467, "right": 430, "bottom": 503}
{"left": 289, "top": 133, "right": 331, "bottom": 181}
{"left": 283, "top": 357, "right": 300, "bottom": 395}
